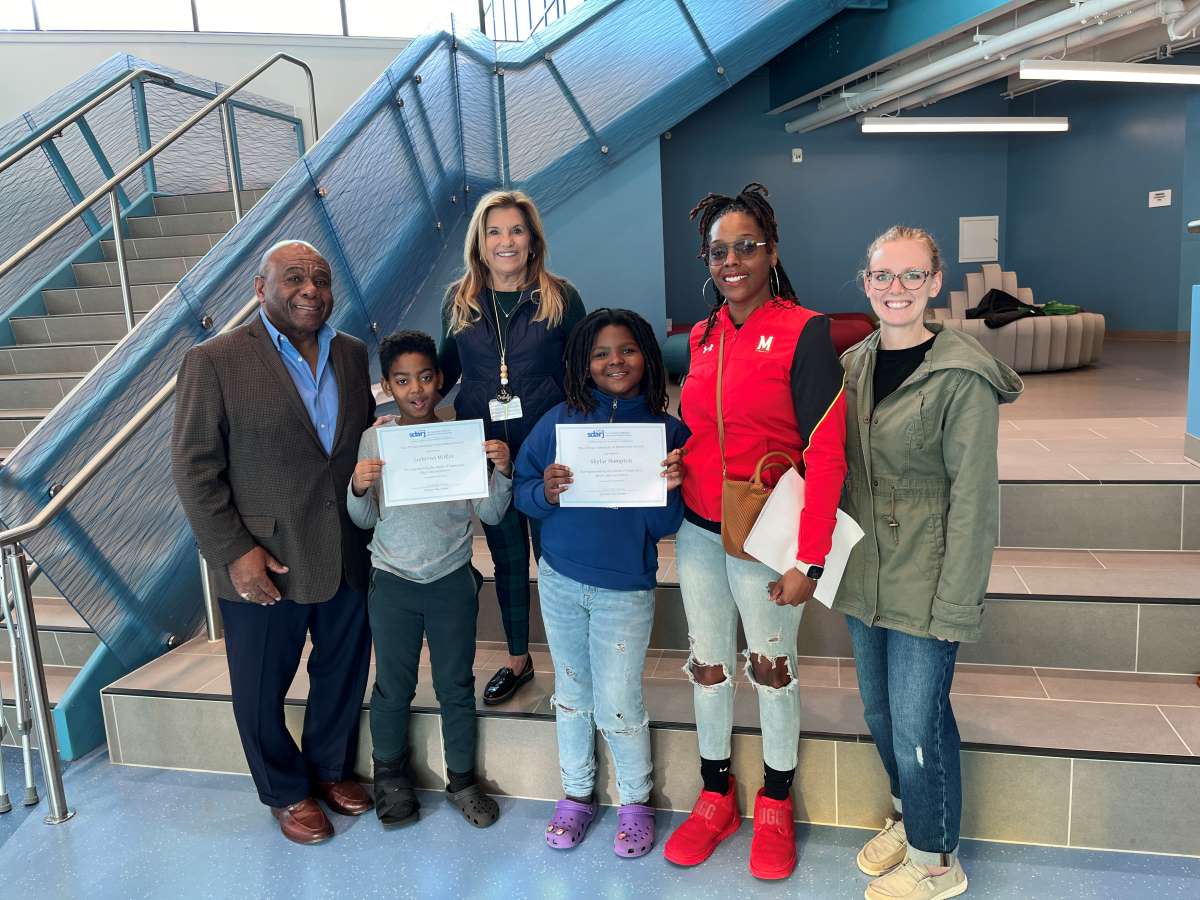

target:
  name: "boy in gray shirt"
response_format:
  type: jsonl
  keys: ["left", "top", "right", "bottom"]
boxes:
{"left": 348, "top": 331, "right": 511, "bottom": 829}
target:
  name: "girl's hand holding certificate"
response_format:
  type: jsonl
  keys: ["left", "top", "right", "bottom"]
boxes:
{"left": 543, "top": 447, "right": 684, "bottom": 506}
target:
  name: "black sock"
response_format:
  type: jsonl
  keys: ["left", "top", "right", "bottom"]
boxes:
{"left": 700, "top": 756, "right": 731, "bottom": 795}
{"left": 762, "top": 764, "right": 795, "bottom": 801}
{"left": 566, "top": 792, "right": 594, "bottom": 805}
{"left": 447, "top": 768, "right": 476, "bottom": 793}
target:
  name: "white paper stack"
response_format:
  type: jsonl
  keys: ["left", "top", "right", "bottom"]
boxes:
{"left": 743, "top": 468, "right": 865, "bottom": 608}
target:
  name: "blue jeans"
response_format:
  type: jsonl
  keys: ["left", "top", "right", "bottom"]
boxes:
{"left": 676, "top": 520, "right": 805, "bottom": 770}
{"left": 538, "top": 558, "right": 655, "bottom": 806}
{"left": 846, "top": 615, "right": 961, "bottom": 865}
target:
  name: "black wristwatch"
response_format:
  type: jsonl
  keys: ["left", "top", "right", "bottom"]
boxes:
{"left": 800, "top": 564, "right": 823, "bottom": 581}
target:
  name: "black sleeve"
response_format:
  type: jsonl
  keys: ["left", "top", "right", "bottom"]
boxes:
{"left": 560, "top": 283, "right": 586, "bottom": 340}
{"left": 437, "top": 292, "right": 462, "bottom": 391}
{"left": 789, "top": 315, "right": 845, "bottom": 442}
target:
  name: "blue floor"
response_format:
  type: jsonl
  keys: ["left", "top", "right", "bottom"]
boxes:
{"left": 1, "top": 747, "right": 1198, "bottom": 899}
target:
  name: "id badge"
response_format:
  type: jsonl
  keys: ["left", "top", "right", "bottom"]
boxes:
{"left": 488, "top": 395, "right": 524, "bottom": 422}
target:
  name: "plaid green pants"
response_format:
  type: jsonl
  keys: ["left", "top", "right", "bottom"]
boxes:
{"left": 481, "top": 504, "right": 542, "bottom": 657}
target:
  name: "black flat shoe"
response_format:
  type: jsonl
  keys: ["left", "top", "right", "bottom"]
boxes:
{"left": 483, "top": 655, "right": 534, "bottom": 706}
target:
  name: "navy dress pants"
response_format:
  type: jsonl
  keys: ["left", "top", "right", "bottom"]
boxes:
{"left": 220, "top": 581, "right": 371, "bottom": 808}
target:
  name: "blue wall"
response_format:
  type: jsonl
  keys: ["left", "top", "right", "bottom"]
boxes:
{"left": 1006, "top": 84, "right": 1189, "bottom": 333}
{"left": 662, "top": 63, "right": 1198, "bottom": 334}
{"left": 660, "top": 68, "right": 1010, "bottom": 325}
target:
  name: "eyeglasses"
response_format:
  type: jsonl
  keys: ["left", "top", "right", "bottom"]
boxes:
{"left": 865, "top": 269, "right": 933, "bottom": 292}
{"left": 706, "top": 239, "right": 767, "bottom": 263}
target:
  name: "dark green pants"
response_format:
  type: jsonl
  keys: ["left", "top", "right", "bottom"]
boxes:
{"left": 481, "top": 504, "right": 542, "bottom": 657}
{"left": 367, "top": 565, "right": 479, "bottom": 774}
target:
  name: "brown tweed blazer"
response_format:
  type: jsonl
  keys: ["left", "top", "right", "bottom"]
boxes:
{"left": 171, "top": 314, "right": 375, "bottom": 604}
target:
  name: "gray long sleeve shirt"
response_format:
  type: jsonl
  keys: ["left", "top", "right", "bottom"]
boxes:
{"left": 346, "top": 426, "right": 512, "bottom": 584}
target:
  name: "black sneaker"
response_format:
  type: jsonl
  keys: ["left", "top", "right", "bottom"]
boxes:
{"left": 482, "top": 655, "right": 534, "bottom": 706}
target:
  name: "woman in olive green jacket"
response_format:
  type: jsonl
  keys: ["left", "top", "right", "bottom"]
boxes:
{"left": 834, "top": 226, "right": 1021, "bottom": 900}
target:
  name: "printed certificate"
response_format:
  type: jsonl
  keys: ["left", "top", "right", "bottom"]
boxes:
{"left": 555, "top": 422, "right": 667, "bottom": 508}
{"left": 378, "top": 419, "right": 489, "bottom": 507}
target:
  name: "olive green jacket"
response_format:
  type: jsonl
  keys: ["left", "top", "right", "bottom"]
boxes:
{"left": 833, "top": 326, "right": 1022, "bottom": 642}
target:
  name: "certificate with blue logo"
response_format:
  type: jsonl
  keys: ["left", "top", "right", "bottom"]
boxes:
{"left": 555, "top": 422, "right": 667, "bottom": 508}
{"left": 378, "top": 418, "right": 489, "bottom": 507}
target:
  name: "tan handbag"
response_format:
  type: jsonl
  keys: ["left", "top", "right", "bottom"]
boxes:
{"left": 716, "top": 329, "right": 797, "bottom": 559}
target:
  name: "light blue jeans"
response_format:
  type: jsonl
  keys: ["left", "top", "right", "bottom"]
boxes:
{"left": 676, "top": 519, "right": 805, "bottom": 770}
{"left": 538, "top": 558, "right": 656, "bottom": 805}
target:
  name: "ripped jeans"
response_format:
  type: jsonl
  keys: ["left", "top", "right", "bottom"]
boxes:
{"left": 676, "top": 520, "right": 805, "bottom": 770}
{"left": 538, "top": 558, "right": 655, "bottom": 805}
{"left": 845, "top": 615, "right": 961, "bottom": 863}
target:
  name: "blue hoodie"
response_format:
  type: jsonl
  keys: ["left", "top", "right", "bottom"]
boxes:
{"left": 514, "top": 389, "right": 689, "bottom": 591}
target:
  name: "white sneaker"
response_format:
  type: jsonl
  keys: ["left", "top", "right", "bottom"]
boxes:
{"left": 856, "top": 817, "right": 907, "bottom": 876}
{"left": 864, "top": 858, "right": 968, "bottom": 900}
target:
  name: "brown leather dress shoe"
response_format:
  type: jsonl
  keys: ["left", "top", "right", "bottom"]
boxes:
{"left": 271, "top": 798, "right": 334, "bottom": 845}
{"left": 315, "top": 779, "right": 373, "bottom": 816}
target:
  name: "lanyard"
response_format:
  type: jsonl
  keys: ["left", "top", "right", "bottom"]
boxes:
{"left": 489, "top": 287, "right": 527, "bottom": 402}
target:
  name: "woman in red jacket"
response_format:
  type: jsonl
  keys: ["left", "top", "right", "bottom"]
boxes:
{"left": 663, "top": 184, "right": 847, "bottom": 881}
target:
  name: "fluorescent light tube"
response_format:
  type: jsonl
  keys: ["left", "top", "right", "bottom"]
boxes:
{"left": 1020, "top": 60, "right": 1200, "bottom": 85}
{"left": 861, "top": 117, "right": 1069, "bottom": 133}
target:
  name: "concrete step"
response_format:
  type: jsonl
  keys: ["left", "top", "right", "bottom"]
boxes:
{"left": 0, "top": 373, "right": 85, "bottom": 410}
{"left": 0, "top": 340, "right": 115, "bottom": 374}
{"left": 100, "top": 233, "right": 225, "bottom": 262}
{"left": 42, "top": 283, "right": 174, "bottom": 316}
{"left": 72, "top": 256, "right": 202, "bottom": 288}
{"left": 101, "top": 638, "right": 1200, "bottom": 857}
{"left": 1, "top": 597, "right": 98, "bottom": 670}
{"left": 1, "top": 663, "right": 80, "bottom": 749}
{"left": 151, "top": 189, "right": 266, "bottom": 216}
{"left": 0, "top": 411, "right": 42, "bottom": 448}
{"left": 10, "top": 312, "right": 144, "bottom": 346}
{"left": 126, "top": 210, "right": 236, "bottom": 239}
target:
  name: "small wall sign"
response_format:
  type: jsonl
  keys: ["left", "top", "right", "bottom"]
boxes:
{"left": 1149, "top": 190, "right": 1173, "bottom": 208}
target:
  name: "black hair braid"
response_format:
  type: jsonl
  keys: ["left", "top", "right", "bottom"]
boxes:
{"left": 564, "top": 308, "right": 669, "bottom": 415}
{"left": 689, "top": 182, "right": 799, "bottom": 346}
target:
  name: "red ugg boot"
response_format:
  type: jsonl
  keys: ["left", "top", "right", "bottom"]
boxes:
{"left": 749, "top": 788, "right": 796, "bottom": 880}
{"left": 662, "top": 775, "right": 740, "bottom": 866}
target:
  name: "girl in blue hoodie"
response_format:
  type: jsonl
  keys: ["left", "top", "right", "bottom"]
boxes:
{"left": 515, "top": 308, "right": 688, "bottom": 859}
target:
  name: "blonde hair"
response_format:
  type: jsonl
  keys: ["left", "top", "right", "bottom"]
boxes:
{"left": 446, "top": 190, "right": 566, "bottom": 335}
{"left": 862, "top": 225, "right": 944, "bottom": 276}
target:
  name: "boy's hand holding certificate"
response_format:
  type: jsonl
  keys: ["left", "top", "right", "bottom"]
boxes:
{"left": 378, "top": 419, "right": 490, "bottom": 507}
{"left": 555, "top": 423, "right": 667, "bottom": 508}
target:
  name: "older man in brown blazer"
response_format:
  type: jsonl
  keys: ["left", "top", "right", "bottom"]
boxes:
{"left": 172, "top": 240, "right": 375, "bottom": 845}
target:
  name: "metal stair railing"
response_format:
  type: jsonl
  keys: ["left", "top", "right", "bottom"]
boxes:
{"left": 0, "top": 52, "right": 318, "bottom": 335}
{"left": 0, "top": 53, "right": 320, "bottom": 826}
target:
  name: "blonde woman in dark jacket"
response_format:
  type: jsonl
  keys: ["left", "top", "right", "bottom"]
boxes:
{"left": 835, "top": 227, "right": 1021, "bottom": 900}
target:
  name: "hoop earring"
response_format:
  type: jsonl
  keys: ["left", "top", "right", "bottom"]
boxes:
{"left": 701, "top": 276, "right": 726, "bottom": 308}
{"left": 770, "top": 266, "right": 781, "bottom": 298}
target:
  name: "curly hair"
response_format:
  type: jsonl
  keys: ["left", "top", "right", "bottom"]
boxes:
{"left": 563, "top": 308, "right": 668, "bottom": 415}
{"left": 689, "top": 182, "right": 798, "bottom": 346}
{"left": 379, "top": 329, "right": 438, "bottom": 378}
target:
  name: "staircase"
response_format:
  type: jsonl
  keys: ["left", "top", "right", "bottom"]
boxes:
{"left": 1, "top": 187, "right": 265, "bottom": 747}
{"left": 0, "top": 190, "right": 264, "bottom": 461}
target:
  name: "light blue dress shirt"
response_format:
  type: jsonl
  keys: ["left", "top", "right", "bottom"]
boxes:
{"left": 259, "top": 308, "right": 339, "bottom": 455}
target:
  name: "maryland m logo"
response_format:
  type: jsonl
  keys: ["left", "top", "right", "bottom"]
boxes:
{"left": 756, "top": 335, "right": 774, "bottom": 352}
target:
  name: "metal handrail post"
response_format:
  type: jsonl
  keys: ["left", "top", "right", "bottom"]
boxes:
{"left": 218, "top": 103, "right": 244, "bottom": 222}
{"left": 107, "top": 191, "right": 136, "bottom": 333}
{"left": 3, "top": 546, "right": 73, "bottom": 824}
{"left": 130, "top": 78, "right": 158, "bottom": 194}
{"left": 0, "top": 666, "right": 10, "bottom": 813}
{"left": 1, "top": 578, "right": 38, "bottom": 807}
{"left": 199, "top": 551, "right": 222, "bottom": 642}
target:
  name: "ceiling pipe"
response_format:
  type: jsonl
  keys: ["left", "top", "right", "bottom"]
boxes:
{"left": 871, "top": 0, "right": 1188, "bottom": 120}
{"left": 1169, "top": 1, "right": 1200, "bottom": 36}
{"left": 785, "top": 0, "right": 1161, "bottom": 133}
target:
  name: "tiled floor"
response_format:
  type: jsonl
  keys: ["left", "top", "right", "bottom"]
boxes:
{"left": 5, "top": 747, "right": 1197, "bottom": 900}
{"left": 471, "top": 536, "right": 1200, "bottom": 601}
{"left": 105, "top": 633, "right": 1200, "bottom": 759}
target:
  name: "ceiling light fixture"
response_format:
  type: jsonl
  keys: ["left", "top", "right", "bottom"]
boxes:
{"left": 861, "top": 116, "right": 1069, "bottom": 133}
{"left": 1020, "top": 59, "right": 1200, "bottom": 84}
